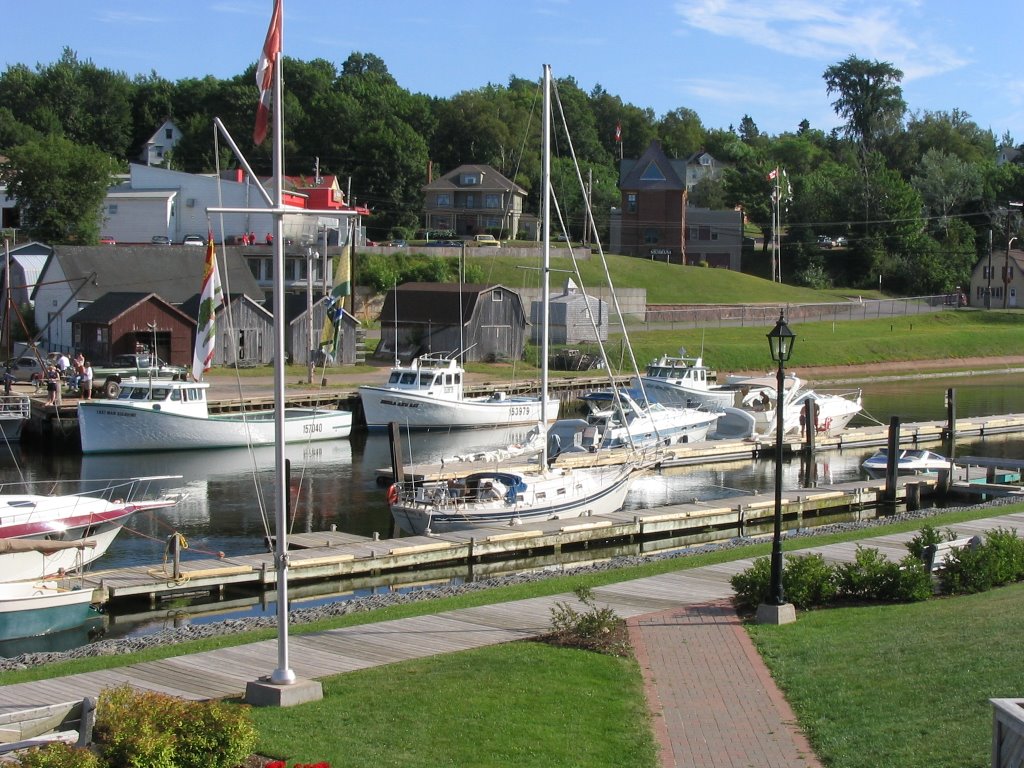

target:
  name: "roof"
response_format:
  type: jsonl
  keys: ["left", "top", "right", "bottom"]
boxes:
{"left": 31, "top": 245, "right": 265, "bottom": 304}
{"left": 178, "top": 292, "right": 272, "bottom": 323}
{"left": 619, "top": 141, "right": 687, "bottom": 191}
{"left": 422, "top": 164, "right": 527, "bottom": 196}
{"left": 66, "top": 291, "right": 195, "bottom": 326}
{"left": 8, "top": 253, "right": 48, "bottom": 289}
{"left": 380, "top": 282, "right": 523, "bottom": 326}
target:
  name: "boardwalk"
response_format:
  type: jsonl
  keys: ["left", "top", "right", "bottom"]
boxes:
{"left": 3, "top": 509, "right": 1023, "bottom": 766}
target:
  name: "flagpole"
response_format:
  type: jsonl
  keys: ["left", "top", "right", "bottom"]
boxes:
{"left": 268, "top": 0, "right": 294, "bottom": 688}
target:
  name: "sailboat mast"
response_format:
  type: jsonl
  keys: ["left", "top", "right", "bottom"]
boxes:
{"left": 269, "top": 0, "right": 294, "bottom": 687}
{"left": 540, "top": 64, "right": 552, "bottom": 467}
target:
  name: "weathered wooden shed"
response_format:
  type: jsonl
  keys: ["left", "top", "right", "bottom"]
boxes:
{"left": 287, "top": 294, "right": 359, "bottom": 366}
{"left": 530, "top": 278, "right": 609, "bottom": 344}
{"left": 375, "top": 282, "right": 528, "bottom": 362}
{"left": 67, "top": 292, "right": 195, "bottom": 366}
{"left": 180, "top": 292, "right": 275, "bottom": 367}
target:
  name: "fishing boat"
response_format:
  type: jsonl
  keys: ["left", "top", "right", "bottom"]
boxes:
{"left": 387, "top": 65, "right": 634, "bottom": 535}
{"left": 862, "top": 448, "right": 949, "bottom": 478}
{"left": 359, "top": 354, "right": 558, "bottom": 431}
{"left": 77, "top": 378, "right": 352, "bottom": 453}
{"left": 633, "top": 351, "right": 735, "bottom": 410}
{"left": 0, "top": 581, "right": 100, "bottom": 641}
{"left": 0, "top": 476, "right": 182, "bottom": 582}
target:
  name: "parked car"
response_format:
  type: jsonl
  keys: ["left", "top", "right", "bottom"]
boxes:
{"left": 387, "top": 239, "right": 407, "bottom": 248}
{"left": 426, "top": 240, "right": 462, "bottom": 247}
{"left": 151, "top": 235, "right": 171, "bottom": 245}
{"left": 99, "top": 235, "right": 117, "bottom": 245}
{"left": 3, "top": 355, "right": 47, "bottom": 382}
{"left": 472, "top": 234, "right": 501, "bottom": 247}
{"left": 834, "top": 236, "right": 848, "bottom": 247}
{"left": 817, "top": 235, "right": 834, "bottom": 249}
{"left": 181, "top": 234, "right": 206, "bottom": 246}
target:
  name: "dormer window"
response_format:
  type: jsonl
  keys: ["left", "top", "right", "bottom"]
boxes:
{"left": 461, "top": 174, "right": 480, "bottom": 186}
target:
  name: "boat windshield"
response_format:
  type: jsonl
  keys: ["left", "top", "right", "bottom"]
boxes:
{"left": 399, "top": 372, "right": 416, "bottom": 385}
{"left": 418, "top": 373, "right": 438, "bottom": 389}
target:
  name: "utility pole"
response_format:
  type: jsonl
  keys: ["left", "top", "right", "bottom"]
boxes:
{"left": 986, "top": 229, "right": 993, "bottom": 309}
{"left": 1005, "top": 201, "right": 1023, "bottom": 309}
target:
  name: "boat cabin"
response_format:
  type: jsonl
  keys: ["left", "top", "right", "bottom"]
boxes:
{"left": 112, "top": 379, "right": 211, "bottom": 417}
{"left": 382, "top": 355, "right": 466, "bottom": 402}
{"left": 644, "top": 355, "right": 712, "bottom": 387}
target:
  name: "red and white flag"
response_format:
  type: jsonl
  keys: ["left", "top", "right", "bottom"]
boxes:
{"left": 614, "top": 121, "right": 622, "bottom": 143}
{"left": 253, "top": 0, "right": 283, "bottom": 146}
{"left": 767, "top": 167, "right": 779, "bottom": 181}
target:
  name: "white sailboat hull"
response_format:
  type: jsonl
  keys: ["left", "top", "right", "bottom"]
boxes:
{"left": 79, "top": 403, "right": 352, "bottom": 453}
{"left": 390, "top": 465, "right": 633, "bottom": 535}
{"left": 360, "top": 387, "right": 559, "bottom": 430}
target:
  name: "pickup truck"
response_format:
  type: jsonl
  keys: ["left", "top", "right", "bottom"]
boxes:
{"left": 89, "top": 354, "right": 188, "bottom": 398}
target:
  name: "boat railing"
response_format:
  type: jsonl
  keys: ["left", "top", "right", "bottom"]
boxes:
{"left": 0, "top": 393, "right": 30, "bottom": 418}
{"left": 0, "top": 475, "right": 183, "bottom": 502}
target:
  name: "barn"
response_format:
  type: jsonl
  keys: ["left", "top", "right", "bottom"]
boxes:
{"left": 180, "top": 293, "right": 275, "bottom": 367}
{"left": 375, "top": 282, "right": 528, "bottom": 363}
{"left": 287, "top": 294, "right": 360, "bottom": 366}
{"left": 67, "top": 292, "right": 195, "bottom": 366}
{"left": 531, "top": 278, "right": 609, "bottom": 344}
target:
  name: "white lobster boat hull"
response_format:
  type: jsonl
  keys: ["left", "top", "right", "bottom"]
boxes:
{"left": 79, "top": 403, "right": 352, "bottom": 453}
{"left": 0, "top": 582, "right": 99, "bottom": 641}
{"left": 360, "top": 386, "right": 559, "bottom": 431}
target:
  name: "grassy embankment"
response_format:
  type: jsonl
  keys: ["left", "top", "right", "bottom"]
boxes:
{"left": 6, "top": 506, "right": 1024, "bottom": 767}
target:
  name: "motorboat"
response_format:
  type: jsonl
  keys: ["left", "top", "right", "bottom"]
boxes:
{"left": 862, "top": 449, "right": 949, "bottom": 478}
{"left": 576, "top": 388, "right": 721, "bottom": 450}
{"left": 0, "top": 476, "right": 182, "bottom": 582}
{"left": 632, "top": 352, "right": 735, "bottom": 410}
{"left": 714, "top": 374, "right": 862, "bottom": 438}
{"left": 358, "top": 354, "right": 558, "bottom": 431}
{"left": 78, "top": 378, "right": 352, "bottom": 453}
{"left": 0, "top": 580, "right": 100, "bottom": 641}
{"left": 387, "top": 66, "right": 635, "bottom": 535}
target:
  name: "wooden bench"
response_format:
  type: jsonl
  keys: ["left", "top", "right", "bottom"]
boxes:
{"left": 922, "top": 535, "right": 982, "bottom": 572}
{"left": 0, "top": 697, "right": 96, "bottom": 756}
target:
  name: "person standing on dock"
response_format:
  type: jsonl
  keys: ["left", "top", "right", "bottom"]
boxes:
{"left": 80, "top": 361, "right": 93, "bottom": 400}
{"left": 45, "top": 365, "right": 60, "bottom": 406}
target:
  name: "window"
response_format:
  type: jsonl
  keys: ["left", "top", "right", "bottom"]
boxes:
{"left": 485, "top": 194, "right": 500, "bottom": 209}
{"left": 165, "top": 128, "right": 173, "bottom": 140}
{"left": 640, "top": 162, "right": 666, "bottom": 182}
{"left": 626, "top": 193, "right": 637, "bottom": 214}
{"left": 108, "top": 204, "right": 118, "bottom": 215}
{"left": 492, "top": 289, "right": 503, "bottom": 302}
{"left": 699, "top": 225, "right": 711, "bottom": 241}
{"left": 461, "top": 174, "right": 479, "bottom": 185}
{"left": 643, "top": 228, "right": 659, "bottom": 244}
{"left": 465, "top": 194, "right": 475, "bottom": 209}
{"left": 436, "top": 193, "right": 450, "bottom": 207}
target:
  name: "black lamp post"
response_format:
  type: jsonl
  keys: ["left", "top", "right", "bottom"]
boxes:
{"left": 766, "top": 310, "right": 795, "bottom": 607}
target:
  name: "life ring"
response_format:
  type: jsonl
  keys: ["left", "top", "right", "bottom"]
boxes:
{"left": 386, "top": 484, "right": 400, "bottom": 505}
{"left": 816, "top": 416, "right": 833, "bottom": 434}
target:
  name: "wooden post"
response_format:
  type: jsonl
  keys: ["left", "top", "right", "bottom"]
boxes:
{"left": 884, "top": 416, "right": 901, "bottom": 505}
{"left": 169, "top": 533, "right": 181, "bottom": 580}
{"left": 906, "top": 481, "right": 921, "bottom": 511}
{"left": 945, "top": 388, "right": 957, "bottom": 460}
{"left": 388, "top": 421, "right": 405, "bottom": 538}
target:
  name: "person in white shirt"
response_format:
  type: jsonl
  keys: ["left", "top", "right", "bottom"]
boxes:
{"left": 80, "top": 361, "right": 94, "bottom": 400}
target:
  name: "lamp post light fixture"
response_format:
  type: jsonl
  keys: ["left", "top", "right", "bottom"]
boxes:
{"left": 757, "top": 310, "right": 798, "bottom": 625}
{"left": 1005, "top": 202, "right": 1023, "bottom": 310}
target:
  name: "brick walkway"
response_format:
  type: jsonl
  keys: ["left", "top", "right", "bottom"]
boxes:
{"left": 629, "top": 601, "right": 822, "bottom": 768}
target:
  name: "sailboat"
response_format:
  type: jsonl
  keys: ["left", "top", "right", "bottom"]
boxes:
{"left": 387, "top": 65, "right": 635, "bottom": 536}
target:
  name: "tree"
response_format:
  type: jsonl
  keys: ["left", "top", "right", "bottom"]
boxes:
{"left": 912, "top": 148, "right": 983, "bottom": 238}
{"left": 4, "top": 134, "right": 121, "bottom": 243}
{"left": 823, "top": 56, "right": 906, "bottom": 155}
{"left": 657, "top": 108, "right": 704, "bottom": 158}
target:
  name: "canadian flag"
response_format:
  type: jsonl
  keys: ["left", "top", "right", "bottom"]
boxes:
{"left": 767, "top": 167, "right": 779, "bottom": 181}
{"left": 253, "top": 0, "right": 283, "bottom": 146}
{"left": 614, "top": 121, "right": 622, "bottom": 143}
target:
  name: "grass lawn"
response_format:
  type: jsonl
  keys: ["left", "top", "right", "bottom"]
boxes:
{"left": 748, "top": 583, "right": 1024, "bottom": 768}
{"left": 249, "top": 642, "right": 657, "bottom": 768}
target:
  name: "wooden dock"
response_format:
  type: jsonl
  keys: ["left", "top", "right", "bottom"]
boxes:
{"left": 77, "top": 473, "right": 963, "bottom": 608}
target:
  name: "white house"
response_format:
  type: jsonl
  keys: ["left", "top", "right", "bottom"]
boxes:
{"left": 139, "top": 118, "right": 182, "bottom": 167}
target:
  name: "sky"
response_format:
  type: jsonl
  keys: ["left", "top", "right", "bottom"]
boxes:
{"left": 5, "top": 0, "right": 1023, "bottom": 142}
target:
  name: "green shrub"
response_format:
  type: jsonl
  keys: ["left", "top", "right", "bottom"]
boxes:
{"left": 835, "top": 546, "right": 901, "bottom": 601}
{"left": 94, "top": 685, "right": 257, "bottom": 768}
{"left": 782, "top": 553, "right": 837, "bottom": 609}
{"left": 729, "top": 555, "right": 772, "bottom": 612}
{"left": 893, "top": 555, "right": 934, "bottom": 602}
{"left": 940, "top": 529, "right": 1024, "bottom": 595}
{"left": 16, "top": 742, "right": 101, "bottom": 768}
{"left": 548, "top": 585, "right": 630, "bottom": 656}
{"left": 905, "top": 524, "right": 957, "bottom": 560}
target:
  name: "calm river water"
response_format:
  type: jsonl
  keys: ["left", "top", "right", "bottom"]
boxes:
{"left": 3, "top": 370, "right": 1024, "bottom": 656}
